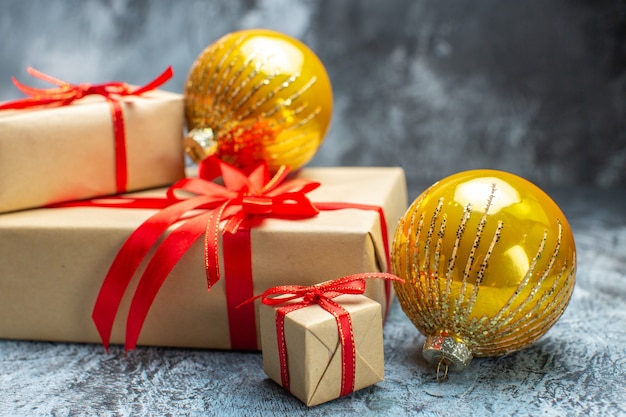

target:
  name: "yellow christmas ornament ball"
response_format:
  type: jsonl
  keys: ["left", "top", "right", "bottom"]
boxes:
{"left": 184, "top": 29, "right": 333, "bottom": 173}
{"left": 392, "top": 170, "right": 576, "bottom": 374}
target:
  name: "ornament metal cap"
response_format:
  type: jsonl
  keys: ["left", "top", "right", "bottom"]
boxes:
{"left": 422, "top": 335, "right": 473, "bottom": 372}
{"left": 184, "top": 127, "right": 217, "bottom": 163}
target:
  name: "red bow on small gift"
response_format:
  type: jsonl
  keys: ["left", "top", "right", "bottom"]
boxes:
{"left": 0, "top": 66, "right": 173, "bottom": 193}
{"left": 93, "top": 159, "right": 322, "bottom": 351}
{"left": 249, "top": 274, "right": 383, "bottom": 305}
{"left": 243, "top": 273, "right": 404, "bottom": 397}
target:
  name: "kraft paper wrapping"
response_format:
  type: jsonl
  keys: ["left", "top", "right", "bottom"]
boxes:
{"left": 259, "top": 294, "right": 384, "bottom": 407}
{"left": 0, "top": 90, "right": 185, "bottom": 213}
{"left": 0, "top": 167, "right": 407, "bottom": 349}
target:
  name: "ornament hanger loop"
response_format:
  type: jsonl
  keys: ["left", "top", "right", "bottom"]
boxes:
{"left": 436, "top": 357, "right": 450, "bottom": 383}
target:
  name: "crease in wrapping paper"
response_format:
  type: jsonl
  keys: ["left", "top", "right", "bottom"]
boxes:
{"left": 0, "top": 90, "right": 185, "bottom": 213}
{"left": 0, "top": 167, "right": 407, "bottom": 349}
{"left": 260, "top": 295, "right": 384, "bottom": 407}
{"left": 309, "top": 302, "right": 384, "bottom": 403}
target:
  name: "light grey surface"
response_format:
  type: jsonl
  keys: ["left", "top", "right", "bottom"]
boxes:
{"left": 1, "top": 1, "right": 626, "bottom": 415}
{"left": 1, "top": 187, "right": 625, "bottom": 417}
{"left": 1, "top": 0, "right": 625, "bottom": 189}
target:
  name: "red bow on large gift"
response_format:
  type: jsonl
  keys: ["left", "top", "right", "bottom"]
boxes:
{"left": 0, "top": 66, "right": 173, "bottom": 193}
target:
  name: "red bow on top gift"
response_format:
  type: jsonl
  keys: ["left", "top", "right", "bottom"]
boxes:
{"left": 0, "top": 67, "right": 185, "bottom": 213}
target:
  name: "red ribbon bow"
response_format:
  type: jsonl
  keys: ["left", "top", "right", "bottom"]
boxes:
{"left": 92, "top": 159, "right": 321, "bottom": 351}
{"left": 0, "top": 66, "right": 174, "bottom": 193}
{"left": 244, "top": 273, "right": 403, "bottom": 397}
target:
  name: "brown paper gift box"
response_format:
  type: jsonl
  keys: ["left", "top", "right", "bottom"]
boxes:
{"left": 0, "top": 167, "right": 407, "bottom": 349}
{"left": 259, "top": 294, "right": 384, "bottom": 407}
{"left": 0, "top": 90, "right": 185, "bottom": 213}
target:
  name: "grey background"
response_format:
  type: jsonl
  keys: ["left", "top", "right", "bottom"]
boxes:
{"left": 1, "top": 2, "right": 626, "bottom": 416}
{"left": 1, "top": 0, "right": 625, "bottom": 190}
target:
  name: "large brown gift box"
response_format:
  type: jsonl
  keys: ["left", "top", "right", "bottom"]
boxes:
{"left": 0, "top": 90, "right": 185, "bottom": 213}
{"left": 0, "top": 167, "right": 407, "bottom": 349}
{"left": 259, "top": 294, "right": 384, "bottom": 407}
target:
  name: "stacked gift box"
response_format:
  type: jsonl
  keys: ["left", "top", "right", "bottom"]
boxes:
{"left": 0, "top": 30, "right": 408, "bottom": 407}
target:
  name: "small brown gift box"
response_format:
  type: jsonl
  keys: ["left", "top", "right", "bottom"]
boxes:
{"left": 0, "top": 89, "right": 185, "bottom": 213}
{"left": 0, "top": 167, "right": 406, "bottom": 349}
{"left": 259, "top": 293, "right": 385, "bottom": 407}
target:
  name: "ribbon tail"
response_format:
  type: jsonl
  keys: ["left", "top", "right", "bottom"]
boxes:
{"left": 204, "top": 202, "right": 232, "bottom": 289}
{"left": 125, "top": 211, "right": 212, "bottom": 351}
{"left": 25, "top": 66, "right": 69, "bottom": 86}
{"left": 9, "top": 81, "right": 70, "bottom": 99}
{"left": 0, "top": 96, "right": 68, "bottom": 110}
{"left": 129, "top": 66, "right": 174, "bottom": 95}
{"left": 92, "top": 196, "right": 212, "bottom": 351}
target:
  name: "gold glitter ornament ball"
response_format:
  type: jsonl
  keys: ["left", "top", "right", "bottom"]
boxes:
{"left": 392, "top": 170, "right": 576, "bottom": 373}
{"left": 184, "top": 29, "right": 333, "bottom": 173}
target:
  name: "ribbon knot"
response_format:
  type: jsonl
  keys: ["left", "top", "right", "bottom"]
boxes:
{"left": 166, "top": 159, "right": 321, "bottom": 236}
{"left": 241, "top": 195, "right": 274, "bottom": 214}
{"left": 303, "top": 290, "right": 322, "bottom": 304}
{"left": 78, "top": 82, "right": 132, "bottom": 99}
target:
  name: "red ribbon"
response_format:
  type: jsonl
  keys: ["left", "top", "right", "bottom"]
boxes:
{"left": 242, "top": 273, "right": 403, "bottom": 397}
{"left": 0, "top": 66, "right": 174, "bottom": 193}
